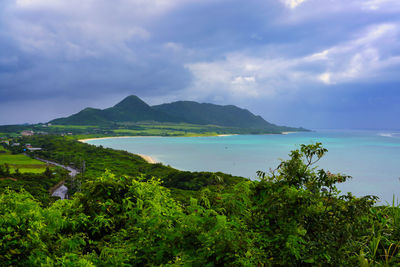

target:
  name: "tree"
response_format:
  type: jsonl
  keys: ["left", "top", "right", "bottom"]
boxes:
{"left": 44, "top": 167, "right": 52, "bottom": 178}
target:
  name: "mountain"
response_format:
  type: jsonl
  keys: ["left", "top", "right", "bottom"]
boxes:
{"left": 50, "top": 108, "right": 108, "bottom": 125}
{"left": 51, "top": 96, "right": 179, "bottom": 125}
{"left": 153, "top": 101, "right": 277, "bottom": 129}
{"left": 50, "top": 95, "right": 305, "bottom": 132}
{"left": 102, "top": 95, "right": 178, "bottom": 123}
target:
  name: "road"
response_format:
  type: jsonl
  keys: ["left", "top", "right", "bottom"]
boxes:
{"left": 34, "top": 156, "right": 80, "bottom": 199}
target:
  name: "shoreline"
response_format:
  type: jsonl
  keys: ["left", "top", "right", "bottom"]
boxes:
{"left": 78, "top": 136, "right": 162, "bottom": 142}
{"left": 78, "top": 134, "right": 238, "bottom": 164}
{"left": 77, "top": 132, "right": 292, "bottom": 164}
{"left": 78, "top": 136, "right": 159, "bottom": 164}
{"left": 78, "top": 134, "right": 239, "bottom": 143}
{"left": 137, "top": 154, "right": 158, "bottom": 164}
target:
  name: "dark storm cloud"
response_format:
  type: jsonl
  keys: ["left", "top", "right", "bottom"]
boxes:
{"left": 0, "top": 0, "right": 399, "bottom": 128}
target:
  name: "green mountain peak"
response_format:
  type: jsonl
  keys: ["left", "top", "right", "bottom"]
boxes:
{"left": 50, "top": 95, "right": 305, "bottom": 132}
{"left": 112, "top": 95, "right": 150, "bottom": 110}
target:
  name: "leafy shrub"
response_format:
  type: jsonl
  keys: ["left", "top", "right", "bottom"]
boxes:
{"left": 1, "top": 143, "right": 399, "bottom": 266}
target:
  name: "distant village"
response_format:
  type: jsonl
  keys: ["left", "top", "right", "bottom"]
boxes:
{"left": 1, "top": 133, "right": 43, "bottom": 152}
{"left": 0, "top": 124, "right": 58, "bottom": 152}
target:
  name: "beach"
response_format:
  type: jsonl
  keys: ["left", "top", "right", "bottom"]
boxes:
{"left": 79, "top": 136, "right": 158, "bottom": 164}
{"left": 79, "top": 134, "right": 240, "bottom": 143}
{"left": 137, "top": 154, "right": 157, "bottom": 164}
{"left": 78, "top": 136, "right": 160, "bottom": 142}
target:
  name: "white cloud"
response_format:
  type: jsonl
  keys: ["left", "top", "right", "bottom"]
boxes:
{"left": 281, "top": 0, "right": 307, "bottom": 9}
{"left": 184, "top": 53, "right": 302, "bottom": 101}
{"left": 5, "top": 0, "right": 206, "bottom": 59}
{"left": 362, "top": 0, "right": 400, "bottom": 11}
{"left": 183, "top": 23, "right": 400, "bottom": 101}
{"left": 319, "top": 72, "right": 332, "bottom": 84}
{"left": 310, "top": 24, "right": 400, "bottom": 84}
{"left": 232, "top": 76, "right": 256, "bottom": 84}
{"left": 14, "top": 0, "right": 191, "bottom": 15}
{"left": 277, "top": 0, "right": 400, "bottom": 26}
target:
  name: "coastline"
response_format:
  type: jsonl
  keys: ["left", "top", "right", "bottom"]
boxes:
{"left": 78, "top": 136, "right": 162, "bottom": 142}
{"left": 78, "top": 134, "right": 239, "bottom": 143}
{"left": 137, "top": 154, "right": 158, "bottom": 164}
{"left": 77, "top": 132, "right": 287, "bottom": 165}
{"left": 78, "top": 134, "right": 238, "bottom": 164}
{"left": 78, "top": 136, "right": 159, "bottom": 164}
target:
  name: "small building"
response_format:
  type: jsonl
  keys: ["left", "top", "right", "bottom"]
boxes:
{"left": 27, "top": 147, "right": 42, "bottom": 152}
{"left": 21, "top": 130, "right": 34, "bottom": 136}
{"left": 12, "top": 143, "right": 20, "bottom": 146}
{"left": 26, "top": 144, "right": 32, "bottom": 148}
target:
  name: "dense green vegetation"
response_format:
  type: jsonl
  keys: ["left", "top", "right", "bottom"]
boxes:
{"left": 0, "top": 139, "right": 399, "bottom": 266}
{"left": 0, "top": 150, "right": 67, "bottom": 205}
{"left": 153, "top": 100, "right": 301, "bottom": 131}
{"left": 0, "top": 170, "right": 67, "bottom": 206}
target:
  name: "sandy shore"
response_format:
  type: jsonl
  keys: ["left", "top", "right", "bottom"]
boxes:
{"left": 137, "top": 154, "right": 158, "bottom": 164}
{"left": 79, "top": 134, "right": 240, "bottom": 142}
{"left": 78, "top": 136, "right": 163, "bottom": 142}
{"left": 78, "top": 137, "right": 158, "bottom": 164}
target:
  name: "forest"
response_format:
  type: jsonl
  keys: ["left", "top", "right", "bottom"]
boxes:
{"left": 1, "top": 137, "right": 399, "bottom": 266}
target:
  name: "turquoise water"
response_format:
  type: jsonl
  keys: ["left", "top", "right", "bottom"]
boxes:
{"left": 86, "top": 130, "right": 400, "bottom": 204}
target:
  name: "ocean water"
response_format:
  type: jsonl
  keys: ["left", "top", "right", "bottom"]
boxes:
{"left": 86, "top": 130, "right": 400, "bottom": 204}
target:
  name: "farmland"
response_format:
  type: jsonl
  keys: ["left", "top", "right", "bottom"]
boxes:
{"left": 0, "top": 149, "right": 48, "bottom": 173}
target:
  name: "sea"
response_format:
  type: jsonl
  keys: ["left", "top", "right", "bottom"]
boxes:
{"left": 85, "top": 129, "right": 400, "bottom": 204}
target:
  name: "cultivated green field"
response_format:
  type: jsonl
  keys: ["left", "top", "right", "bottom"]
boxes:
{"left": 49, "top": 125, "right": 98, "bottom": 129}
{"left": 136, "top": 122, "right": 222, "bottom": 130}
{"left": 0, "top": 151, "right": 48, "bottom": 174}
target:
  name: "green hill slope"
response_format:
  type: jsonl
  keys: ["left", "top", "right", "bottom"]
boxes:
{"left": 50, "top": 108, "right": 108, "bottom": 125}
{"left": 50, "top": 95, "right": 179, "bottom": 125}
{"left": 102, "top": 95, "right": 179, "bottom": 123}
{"left": 153, "top": 101, "right": 278, "bottom": 129}
{"left": 50, "top": 95, "right": 306, "bottom": 132}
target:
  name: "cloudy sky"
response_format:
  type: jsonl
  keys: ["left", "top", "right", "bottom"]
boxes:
{"left": 0, "top": 0, "right": 399, "bottom": 129}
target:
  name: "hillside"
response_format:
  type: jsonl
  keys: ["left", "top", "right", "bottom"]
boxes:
{"left": 50, "top": 95, "right": 306, "bottom": 132}
{"left": 154, "top": 101, "right": 286, "bottom": 130}
{"left": 50, "top": 96, "right": 179, "bottom": 125}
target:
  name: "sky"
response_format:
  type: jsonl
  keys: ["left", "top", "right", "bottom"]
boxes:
{"left": 0, "top": 0, "right": 399, "bottom": 129}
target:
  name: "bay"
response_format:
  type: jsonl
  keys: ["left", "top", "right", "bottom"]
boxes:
{"left": 86, "top": 129, "right": 400, "bottom": 204}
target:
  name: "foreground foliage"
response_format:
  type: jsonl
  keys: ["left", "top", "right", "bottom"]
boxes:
{"left": 1, "top": 143, "right": 399, "bottom": 266}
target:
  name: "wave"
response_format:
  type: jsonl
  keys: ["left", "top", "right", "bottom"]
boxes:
{"left": 379, "top": 132, "right": 400, "bottom": 138}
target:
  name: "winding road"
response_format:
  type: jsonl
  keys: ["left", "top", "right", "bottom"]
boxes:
{"left": 34, "top": 156, "right": 79, "bottom": 200}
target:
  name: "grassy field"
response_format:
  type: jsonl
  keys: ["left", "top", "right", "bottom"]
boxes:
{"left": 0, "top": 150, "right": 48, "bottom": 174}
{"left": 135, "top": 122, "right": 222, "bottom": 130}
{"left": 49, "top": 125, "right": 98, "bottom": 129}
{"left": 0, "top": 121, "right": 283, "bottom": 141}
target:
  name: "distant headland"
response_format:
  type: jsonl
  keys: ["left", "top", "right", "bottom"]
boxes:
{"left": 0, "top": 95, "right": 308, "bottom": 138}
